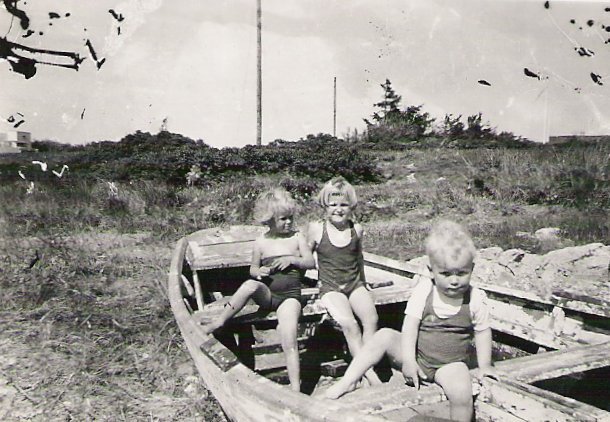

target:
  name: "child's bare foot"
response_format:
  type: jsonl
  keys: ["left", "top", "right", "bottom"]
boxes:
{"left": 201, "top": 319, "right": 223, "bottom": 335}
{"left": 325, "top": 380, "right": 358, "bottom": 399}
{"left": 364, "top": 368, "right": 382, "bottom": 386}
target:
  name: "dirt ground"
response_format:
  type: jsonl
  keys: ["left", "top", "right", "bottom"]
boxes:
{"left": 0, "top": 232, "right": 228, "bottom": 421}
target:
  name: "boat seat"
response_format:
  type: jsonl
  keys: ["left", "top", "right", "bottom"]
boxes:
{"left": 195, "top": 278, "right": 408, "bottom": 330}
{"left": 195, "top": 287, "right": 328, "bottom": 329}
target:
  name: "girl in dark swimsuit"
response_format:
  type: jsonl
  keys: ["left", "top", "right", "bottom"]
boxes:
{"left": 201, "top": 188, "right": 315, "bottom": 392}
{"left": 307, "top": 176, "right": 381, "bottom": 386}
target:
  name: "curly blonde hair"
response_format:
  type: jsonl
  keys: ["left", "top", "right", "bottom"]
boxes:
{"left": 253, "top": 187, "right": 298, "bottom": 225}
{"left": 317, "top": 176, "right": 358, "bottom": 208}
{"left": 425, "top": 220, "right": 476, "bottom": 267}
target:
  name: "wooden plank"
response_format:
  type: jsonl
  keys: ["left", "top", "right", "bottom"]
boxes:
{"left": 487, "top": 296, "right": 610, "bottom": 349}
{"left": 363, "top": 251, "right": 421, "bottom": 277}
{"left": 185, "top": 225, "right": 267, "bottom": 270}
{"left": 494, "top": 341, "right": 610, "bottom": 383}
{"left": 194, "top": 297, "right": 327, "bottom": 327}
{"left": 180, "top": 274, "right": 195, "bottom": 296}
{"left": 183, "top": 297, "right": 193, "bottom": 314}
{"left": 187, "top": 242, "right": 254, "bottom": 270}
{"left": 478, "top": 376, "right": 610, "bottom": 421}
{"left": 477, "top": 281, "right": 610, "bottom": 319}
{"left": 252, "top": 337, "right": 309, "bottom": 356}
{"left": 192, "top": 271, "right": 205, "bottom": 312}
{"left": 199, "top": 336, "right": 241, "bottom": 372}
{"left": 474, "top": 401, "right": 527, "bottom": 421}
{"left": 337, "top": 380, "right": 446, "bottom": 412}
{"left": 552, "top": 289, "right": 610, "bottom": 318}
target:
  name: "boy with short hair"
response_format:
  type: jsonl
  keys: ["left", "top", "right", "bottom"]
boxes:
{"left": 325, "top": 220, "right": 496, "bottom": 422}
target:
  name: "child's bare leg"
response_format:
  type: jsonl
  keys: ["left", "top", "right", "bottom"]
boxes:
{"left": 276, "top": 298, "right": 302, "bottom": 392}
{"left": 325, "top": 328, "right": 401, "bottom": 399}
{"left": 349, "top": 287, "right": 382, "bottom": 385}
{"left": 321, "top": 292, "right": 364, "bottom": 356}
{"left": 434, "top": 362, "right": 474, "bottom": 422}
{"left": 202, "top": 280, "right": 271, "bottom": 335}
{"left": 349, "top": 287, "right": 379, "bottom": 342}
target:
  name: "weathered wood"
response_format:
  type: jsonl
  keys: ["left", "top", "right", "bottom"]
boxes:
{"left": 180, "top": 274, "right": 195, "bottom": 296}
{"left": 477, "top": 281, "right": 610, "bottom": 319}
{"left": 186, "top": 225, "right": 266, "bottom": 271}
{"left": 170, "top": 226, "right": 610, "bottom": 422}
{"left": 478, "top": 376, "right": 610, "bottom": 421}
{"left": 495, "top": 341, "right": 610, "bottom": 383}
{"left": 192, "top": 271, "right": 204, "bottom": 312}
{"left": 182, "top": 297, "right": 193, "bottom": 314}
{"left": 363, "top": 251, "right": 421, "bottom": 277}
{"left": 170, "top": 236, "right": 384, "bottom": 422}
{"left": 552, "top": 288, "right": 610, "bottom": 318}
{"left": 486, "top": 294, "right": 610, "bottom": 349}
{"left": 320, "top": 359, "right": 348, "bottom": 378}
{"left": 251, "top": 337, "right": 309, "bottom": 356}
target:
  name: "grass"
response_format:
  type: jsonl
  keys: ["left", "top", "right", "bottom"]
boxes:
{"left": 0, "top": 141, "right": 608, "bottom": 420}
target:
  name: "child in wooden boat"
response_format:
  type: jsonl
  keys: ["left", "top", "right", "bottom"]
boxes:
{"left": 201, "top": 187, "right": 315, "bottom": 392}
{"left": 307, "top": 176, "right": 381, "bottom": 386}
{"left": 325, "top": 220, "right": 496, "bottom": 422}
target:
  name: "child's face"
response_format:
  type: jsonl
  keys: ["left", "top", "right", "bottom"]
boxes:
{"left": 325, "top": 193, "right": 352, "bottom": 226}
{"left": 429, "top": 253, "right": 474, "bottom": 299}
{"left": 269, "top": 212, "right": 294, "bottom": 234}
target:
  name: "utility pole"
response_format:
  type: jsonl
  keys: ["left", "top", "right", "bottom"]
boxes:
{"left": 333, "top": 76, "right": 337, "bottom": 137}
{"left": 256, "top": 0, "right": 262, "bottom": 146}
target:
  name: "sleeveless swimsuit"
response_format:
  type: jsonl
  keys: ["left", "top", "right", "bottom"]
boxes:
{"left": 259, "top": 255, "right": 304, "bottom": 311}
{"left": 316, "top": 222, "right": 366, "bottom": 297}
{"left": 416, "top": 287, "right": 474, "bottom": 380}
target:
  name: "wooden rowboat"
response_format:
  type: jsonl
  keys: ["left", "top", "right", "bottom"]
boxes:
{"left": 168, "top": 225, "right": 610, "bottom": 421}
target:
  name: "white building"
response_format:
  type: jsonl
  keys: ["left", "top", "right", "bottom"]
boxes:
{"left": 0, "top": 131, "right": 33, "bottom": 153}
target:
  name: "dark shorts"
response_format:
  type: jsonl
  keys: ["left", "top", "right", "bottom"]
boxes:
{"left": 262, "top": 291, "right": 303, "bottom": 312}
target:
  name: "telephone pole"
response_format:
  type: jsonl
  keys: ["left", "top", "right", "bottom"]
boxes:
{"left": 256, "top": 0, "right": 262, "bottom": 146}
{"left": 333, "top": 76, "right": 337, "bottom": 137}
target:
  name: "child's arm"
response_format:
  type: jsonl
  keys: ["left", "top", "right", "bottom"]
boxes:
{"left": 306, "top": 221, "right": 322, "bottom": 252}
{"left": 355, "top": 223, "right": 367, "bottom": 282}
{"left": 401, "top": 315, "right": 423, "bottom": 389}
{"left": 474, "top": 328, "right": 496, "bottom": 377}
{"left": 272, "top": 233, "right": 316, "bottom": 270}
{"left": 295, "top": 232, "right": 316, "bottom": 269}
{"left": 471, "top": 288, "right": 496, "bottom": 378}
{"left": 249, "top": 240, "right": 271, "bottom": 279}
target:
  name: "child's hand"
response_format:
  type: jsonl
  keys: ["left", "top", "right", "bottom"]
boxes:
{"left": 257, "top": 266, "right": 272, "bottom": 279}
{"left": 271, "top": 256, "right": 293, "bottom": 271}
{"left": 402, "top": 360, "right": 425, "bottom": 390}
{"left": 474, "top": 366, "right": 498, "bottom": 381}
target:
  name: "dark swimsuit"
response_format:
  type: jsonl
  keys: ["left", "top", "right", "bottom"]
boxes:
{"left": 316, "top": 222, "right": 366, "bottom": 297}
{"left": 416, "top": 287, "right": 474, "bottom": 380}
{"left": 259, "top": 256, "right": 304, "bottom": 311}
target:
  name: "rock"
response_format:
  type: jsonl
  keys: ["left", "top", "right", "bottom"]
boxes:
{"left": 534, "top": 227, "right": 561, "bottom": 242}
{"left": 408, "top": 243, "right": 610, "bottom": 301}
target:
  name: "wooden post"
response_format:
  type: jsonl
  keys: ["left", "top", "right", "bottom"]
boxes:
{"left": 333, "top": 76, "right": 337, "bottom": 137}
{"left": 256, "top": 0, "right": 262, "bottom": 146}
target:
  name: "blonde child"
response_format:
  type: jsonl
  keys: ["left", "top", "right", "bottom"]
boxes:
{"left": 325, "top": 220, "right": 496, "bottom": 422}
{"left": 307, "top": 176, "right": 381, "bottom": 385}
{"left": 202, "top": 187, "right": 315, "bottom": 392}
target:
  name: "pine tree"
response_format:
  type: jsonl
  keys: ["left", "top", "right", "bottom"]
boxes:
{"left": 364, "top": 79, "right": 402, "bottom": 126}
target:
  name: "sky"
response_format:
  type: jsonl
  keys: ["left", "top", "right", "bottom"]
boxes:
{"left": 1, "top": 0, "right": 610, "bottom": 147}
